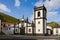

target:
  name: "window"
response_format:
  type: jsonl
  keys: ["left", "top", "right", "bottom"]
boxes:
{"left": 38, "top": 29, "right": 40, "bottom": 32}
{"left": 29, "top": 29, "right": 31, "bottom": 32}
{"left": 16, "top": 29, "right": 17, "bottom": 32}
{"left": 56, "top": 29, "right": 58, "bottom": 33}
{"left": 8, "top": 25, "right": 10, "bottom": 26}
{"left": 38, "top": 21, "right": 40, "bottom": 24}
{"left": 9, "top": 28, "right": 10, "bottom": 30}
{"left": 56, "top": 29, "right": 58, "bottom": 35}
{"left": 38, "top": 12, "right": 40, "bottom": 17}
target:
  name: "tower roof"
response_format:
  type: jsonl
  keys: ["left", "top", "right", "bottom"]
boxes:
{"left": 22, "top": 15, "right": 24, "bottom": 19}
{"left": 26, "top": 17, "right": 28, "bottom": 23}
{"left": 34, "top": 4, "right": 46, "bottom": 11}
{"left": 21, "top": 15, "right": 25, "bottom": 21}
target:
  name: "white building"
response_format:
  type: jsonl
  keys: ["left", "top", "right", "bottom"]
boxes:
{"left": 0, "top": 19, "right": 1, "bottom": 32}
{"left": 18, "top": 16, "right": 33, "bottom": 35}
{"left": 1, "top": 5, "right": 60, "bottom": 36}
{"left": 53, "top": 27, "right": 60, "bottom": 35}
{"left": 34, "top": 5, "right": 47, "bottom": 35}
{"left": 0, "top": 5, "right": 48, "bottom": 35}
{"left": 47, "top": 26, "right": 52, "bottom": 35}
{"left": 18, "top": 5, "right": 47, "bottom": 35}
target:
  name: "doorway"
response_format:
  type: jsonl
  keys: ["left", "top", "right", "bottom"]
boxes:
{"left": 20, "top": 27, "right": 25, "bottom": 35}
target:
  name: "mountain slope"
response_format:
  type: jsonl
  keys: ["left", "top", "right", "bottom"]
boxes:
{"left": 0, "top": 12, "right": 19, "bottom": 24}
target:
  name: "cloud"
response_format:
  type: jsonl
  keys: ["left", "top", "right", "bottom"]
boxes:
{"left": 34, "top": 0, "right": 43, "bottom": 7}
{"left": 15, "top": 0, "right": 20, "bottom": 7}
{"left": 35, "top": 0, "right": 60, "bottom": 11}
{"left": 0, "top": 3, "right": 11, "bottom": 12}
{"left": 25, "top": 0, "right": 27, "bottom": 2}
{"left": 29, "top": 10, "right": 34, "bottom": 22}
{"left": 47, "top": 11, "right": 58, "bottom": 18}
{"left": 34, "top": 0, "right": 60, "bottom": 22}
{"left": 29, "top": 14, "right": 34, "bottom": 21}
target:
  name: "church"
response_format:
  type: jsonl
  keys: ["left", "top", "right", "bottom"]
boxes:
{"left": 1, "top": 5, "right": 60, "bottom": 36}
{"left": 0, "top": 5, "right": 50, "bottom": 35}
{"left": 18, "top": 4, "right": 47, "bottom": 35}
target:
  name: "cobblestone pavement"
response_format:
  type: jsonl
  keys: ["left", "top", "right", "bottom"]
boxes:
{"left": 0, "top": 35, "right": 60, "bottom": 40}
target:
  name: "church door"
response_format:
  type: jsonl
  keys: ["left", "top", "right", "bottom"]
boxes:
{"left": 20, "top": 27, "right": 25, "bottom": 35}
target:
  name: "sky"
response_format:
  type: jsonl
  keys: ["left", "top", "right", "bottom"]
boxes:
{"left": 0, "top": 0, "right": 60, "bottom": 23}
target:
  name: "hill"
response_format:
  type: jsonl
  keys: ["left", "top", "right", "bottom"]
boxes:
{"left": 47, "top": 22, "right": 60, "bottom": 27}
{"left": 0, "top": 12, "right": 19, "bottom": 24}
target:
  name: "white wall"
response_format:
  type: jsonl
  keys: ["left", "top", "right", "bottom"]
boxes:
{"left": 47, "top": 30, "right": 51, "bottom": 35}
{"left": 47, "top": 26, "right": 52, "bottom": 30}
{"left": 27, "top": 27, "right": 32, "bottom": 34}
{"left": 0, "top": 20, "right": 1, "bottom": 32}
{"left": 2, "top": 28, "right": 14, "bottom": 34}
{"left": 28, "top": 24, "right": 31, "bottom": 26}
{"left": 34, "top": 8, "right": 47, "bottom": 34}
{"left": 44, "top": 19, "right": 47, "bottom": 34}
{"left": 35, "top": 10, "right": 43, "bottom": 18}
{"left": 35, "top": 19, "right": 43, "bottom": 34}
{"left": 53, "top": 28, "right": 60, "bottom": 35}
{"left": 19, "top": 23, "right": 21, "bottom": 28}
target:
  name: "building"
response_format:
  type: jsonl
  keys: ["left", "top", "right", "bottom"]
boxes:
{"left": 18, "top": 5, "right": 47, "bottom": 35}
{"left": 0, "top": 5, "right": 52, "bottom": 35}
{"left": 18, "top": 16, "right": 33, "bottom": 35}
{"left": 34, "top": 5, "right": 47, "bottom": 35}
{"left": 53, "top": 27, "right": 60, "bottom": 35}
{"left": 47, "top": 26, "right": 52, "bottom": 35}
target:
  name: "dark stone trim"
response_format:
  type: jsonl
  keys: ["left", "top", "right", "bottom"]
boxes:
{"left": 25, "top": 33, "right": 33, "bottom": 35}
{"left": 34, "top": 6, "right": 46, "bottom": 11}
{"left": 32, "top": 26, "right": 34, "bottom": 35}
{"left": 34, "top": 17, "right": 47, "bottom": 20}
{"left": 27, "top": 26, "right": 32, "bottom": 27}
{"left": 34, "top": 10, "right": 36, "bottom": 34}
{"left": 33, "top": 33, "right": 45, "bottom": 36}
{"left": 34, "top": 9, "right": 46, "bottom": 11}
{"left": 43, "top": 10, "right": 45, "bottom": 35}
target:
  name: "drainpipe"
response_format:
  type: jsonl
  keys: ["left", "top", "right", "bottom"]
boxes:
{"left": 14, "top": 24, "right": 15, "bottom": 35}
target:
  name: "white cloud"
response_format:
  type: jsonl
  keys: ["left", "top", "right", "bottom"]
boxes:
{"left": 47, "top": 11, "right": 58, "bottom": 17}
{"left": 0, "top": 3, "right": 11, "bottom": 12}
{"left": 15, "top": 0, "right": 20, "bottom": 7}
{"left": 35, "top": 0, "right": 60, "bottom": 11}
{"left": 32, "top": 2, "right": 34, "bottom": 5}
{"left": 29, "top": 14, "right": 34, "bottom": 21}
{"left": 34, "top": 0, "right": 43, "bottom": 7}
{"left": 34, "top": 0, "right": 60, "bottom": 22}
{"left": 29, "top": 10, "right": 34, "bottom": 22}
{"left": 25, "top": 0, "right": 27, "bottom": 2}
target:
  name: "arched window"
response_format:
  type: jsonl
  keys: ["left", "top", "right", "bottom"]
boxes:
{"left": 29, "top": 29, "right": 31, "bottom": 32}
{"left": 38, "top": 12, "right": 40, "bottom": 17}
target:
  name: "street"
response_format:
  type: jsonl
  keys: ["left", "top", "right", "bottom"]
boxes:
{"left": 0, "top": 35, "right": 60, "bottom": 40}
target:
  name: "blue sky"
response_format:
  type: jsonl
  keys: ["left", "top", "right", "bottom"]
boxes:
{"left": 0, "top": 0, "right": 60, "bottom": 23}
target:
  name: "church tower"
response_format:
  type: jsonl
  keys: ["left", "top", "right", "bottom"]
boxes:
{"left": 34, "top": 5, "right": 47, "bottom": 35}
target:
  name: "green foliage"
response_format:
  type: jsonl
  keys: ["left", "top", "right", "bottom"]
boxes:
{"left": 0, "top": 12, "right": 19, "bottom": 24}
{"left": 47, "top": 22, "right": 60, "bottom": 27}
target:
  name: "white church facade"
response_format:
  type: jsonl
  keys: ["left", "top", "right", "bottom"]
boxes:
{"left": 17, "top": 5, "right": 47, "bottom": 35}
{"left": 0, "top": 5, "right": 54, "bottom": 35}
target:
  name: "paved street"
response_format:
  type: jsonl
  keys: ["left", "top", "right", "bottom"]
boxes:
{"left": 0, "top": 35, "right": 60, "bottom": 40}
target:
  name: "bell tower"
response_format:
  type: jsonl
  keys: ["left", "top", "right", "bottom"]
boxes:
{"left": 34, "top": 5, "right": 47, "bottom": 35}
